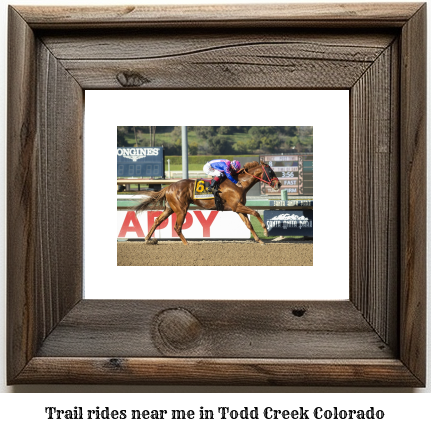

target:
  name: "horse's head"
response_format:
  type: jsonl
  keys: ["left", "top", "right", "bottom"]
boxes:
{"left": 241, "top": 161, "right": 281, "bottom": 191}
{"left": 260, "top": 163, "right": 281, "bottom": 191}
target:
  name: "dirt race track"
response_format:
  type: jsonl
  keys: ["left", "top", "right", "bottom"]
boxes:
{"left": 117, "top": 239, "right": 313, "bottom": 266}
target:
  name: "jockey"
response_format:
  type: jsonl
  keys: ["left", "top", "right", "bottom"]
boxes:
{"left": 203, "top": 159, "right": 241, "bottom": 193}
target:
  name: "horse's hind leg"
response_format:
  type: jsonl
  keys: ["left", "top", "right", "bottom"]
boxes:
{"left": 173, "top": 211, "right": 189, "bottom": 245}
{"left": 145, "top": 206, "right": 174, "bottom": 244}
{"left": 238, "top": 213, "right": 264, "bottom": 244}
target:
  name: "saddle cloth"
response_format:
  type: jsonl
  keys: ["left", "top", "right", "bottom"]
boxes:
{"left": 193, "top": 179, "right": 214, "bottom": 200}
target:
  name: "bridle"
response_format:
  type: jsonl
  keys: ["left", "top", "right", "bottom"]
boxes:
{"left": 240, "top": 164, "right": 279, "bottom": 186}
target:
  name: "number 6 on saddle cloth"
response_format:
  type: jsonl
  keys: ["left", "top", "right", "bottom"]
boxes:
{"left": 193, "top": 179, "right": 224, "bottom": 211}
{"left": 193, "top": 179, "right": 213, "bottom": 199}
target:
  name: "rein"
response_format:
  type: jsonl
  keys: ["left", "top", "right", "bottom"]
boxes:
{"left": 241, "top": 164, "right": 276, "bottom": 185}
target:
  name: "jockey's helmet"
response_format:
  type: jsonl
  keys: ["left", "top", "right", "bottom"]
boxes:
{"left": 231, "top": 160, "right": 241, "bottom": 172}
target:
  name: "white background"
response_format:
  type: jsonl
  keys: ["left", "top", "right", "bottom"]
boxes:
{"left": 0, "top": 0, "right": 429, "bottom": 421}
{"left": 85, "top": 90, "right": 349, "bottom": 300}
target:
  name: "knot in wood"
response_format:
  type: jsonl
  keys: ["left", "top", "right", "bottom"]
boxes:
{"left": 155, "top": 308, "right": 203, "bottom": 351}
{"left": 108, "top": 358, "right": 123, "bottom": 369}
{"left": 292, "top": 308, "right": 306, "bottom": 317}
{"left": 116, "top": 71, "right": 150, "bottom": 87}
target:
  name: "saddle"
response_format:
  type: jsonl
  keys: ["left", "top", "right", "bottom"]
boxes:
{"left": 193, "top": 179, "right": 224, "bottom": 211}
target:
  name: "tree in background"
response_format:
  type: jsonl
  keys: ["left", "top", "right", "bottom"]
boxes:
{"left": 233, "top": 140, "right": 249, "bottom": 154}
{"left": 149, "top": 126, "right": 157, "bottom": 147}
{"left": 188, "top": 141, "right": 199, "bottom": 155}
{"left": 207, "top": 135, "right": 233, "bottom": 155}
{"left": 285, "top": 126, "right": 298, "bottom": 136}
{"left": 170, "top": 126, "right": 181, "bottom": 141}
{"left": 117, "top": 125, "right": 312, "bottom": 155}
{"left": 218, "top": 126, "right": 234, "bottom": 135}
{"left": 117, "top": 127, "right": 130, "bottom": 147}
{"left": 248, "top": 126, "right": 280, "bottom": 153}
{"left": 195, "top": 126, "right": 218, "bottom": 139}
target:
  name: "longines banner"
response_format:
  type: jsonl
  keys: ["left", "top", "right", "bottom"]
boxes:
{"left": 117, "top": 146, "right": 164, "bottom": 178}
{"left": 117, "top": 210, "right": 250, "bottom": 239}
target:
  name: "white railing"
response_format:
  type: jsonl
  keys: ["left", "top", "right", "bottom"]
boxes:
{"left": 167, "top": 171, "right": 206, "bottom": 179}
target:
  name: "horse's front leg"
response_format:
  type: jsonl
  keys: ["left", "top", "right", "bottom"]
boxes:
{"left": 233, "top": 203, "right": 268, "bottom": 236}
{"left": 237, "top": 213, "right": 264, "bottom": 244}
{"left": 235, "top": 203, "right": 267, "bottom": 244}
{"left": 250, "top": 211, "right": 269, "bottom": 237}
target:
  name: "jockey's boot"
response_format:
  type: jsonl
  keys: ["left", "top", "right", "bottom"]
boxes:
{"left": 207, "top": 177, "right": 219, "bottom": 193}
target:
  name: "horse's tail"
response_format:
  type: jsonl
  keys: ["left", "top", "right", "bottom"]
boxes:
{"left": 133, "top": 186, "right": 169, "bottom": 214}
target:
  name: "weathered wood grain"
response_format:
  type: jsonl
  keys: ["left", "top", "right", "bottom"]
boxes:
{"left": 7, "top": 6, "right": 38, "bottom": 382}
{"left": 60, "top": 58, "right": 371, "bottom": 89}
{"left": 36, "top": 300, "right": 394, "bottom": 359}
{"left": 16, "top": 358, "right": 423, "bottom": 386}
{"left": 350, "top": 45, "right": 398, "bottom": 347}
{"left": 60, "top": 48, "right": 379, "bottom": 89}
{"left": 7, "top": 3, "right": 426, "bottom": 386}
{"left": 42, "top": 30, "right": 395, "bottom": 89}
{"left": 16, "top": 3, "right": 423, "bottom": 29}
{"left": 7, "top": 6, "right": 83, "bottom": 382}
{"left": 35, "top": 40, "right": 84, "bottom": 336}
{"left": 41, "top": 31, "right": 395, "bottom": 60}
{"left": 399, "top": 3, "right": 427, "bottom": 385}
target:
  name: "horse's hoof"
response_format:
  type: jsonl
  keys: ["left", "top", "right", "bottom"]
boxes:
{"left": 257, "top": 240, "right": 265, "bottom": 245}
{"left": 264, "top": 229, "right": 269, "bottom": 237}
{"left": 145, "top": 238, "right": 158, "bottom": 245}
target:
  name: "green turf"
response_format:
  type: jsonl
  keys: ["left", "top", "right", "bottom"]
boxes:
{"left": 249, "top": 215, "right": 278, "bottom": 240}
{"left": 249, "top": 215, "right": 304, "bottom": 240}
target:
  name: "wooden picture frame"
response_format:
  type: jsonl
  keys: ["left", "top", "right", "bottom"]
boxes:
{"left": 7, "top": 3, "right": 426, "bottom": 386}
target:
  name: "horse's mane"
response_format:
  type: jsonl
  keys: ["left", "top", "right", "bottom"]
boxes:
{"left": 243, "top": 161, "right": 260, "bottom": 170}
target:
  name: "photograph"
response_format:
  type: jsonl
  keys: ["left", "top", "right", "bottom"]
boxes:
{"left": 116, "top": 126, "right": 314, "bottom": 267}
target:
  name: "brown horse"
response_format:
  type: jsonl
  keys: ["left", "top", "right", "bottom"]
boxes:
{"left": 134, "top": 161, "right": 281, "bottom": 245}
